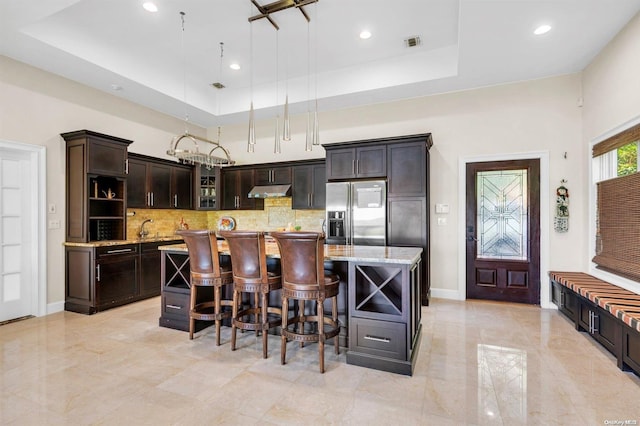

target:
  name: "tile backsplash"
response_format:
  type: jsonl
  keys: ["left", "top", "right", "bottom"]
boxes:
{"left": 126, "top": 197, "right": 325, "bottom": 238}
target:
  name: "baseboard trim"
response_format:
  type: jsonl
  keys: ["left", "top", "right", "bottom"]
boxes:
{"left": 47, "top": 301, "right": 65, "bottom": 315}
{"left": 430, "top": 288, "right": 464, "bottom": 301}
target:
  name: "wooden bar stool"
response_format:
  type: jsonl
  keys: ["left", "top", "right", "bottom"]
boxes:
{"left": 177, "top": 230, "right": 233, "bottom": 345}
{"left": 218, "top": 231, "right": 282, "bottom": 358}
{"left": 270, "top": 231, "right": 340, "bottom": 373}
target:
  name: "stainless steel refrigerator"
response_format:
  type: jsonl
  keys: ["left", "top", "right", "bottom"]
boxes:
{"left": 325, "top": 180, "right": 386, "bottom": 246}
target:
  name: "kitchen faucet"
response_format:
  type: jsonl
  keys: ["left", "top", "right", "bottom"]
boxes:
{"left": 139, "top": 218, "right": 153, "bottom": 238}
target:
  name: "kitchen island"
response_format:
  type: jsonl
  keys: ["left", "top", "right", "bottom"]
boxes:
{"left": 159, "top": 241, "right": 423, "bottom": 375}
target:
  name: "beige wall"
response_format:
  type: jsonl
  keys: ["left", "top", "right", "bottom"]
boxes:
{"left": 209, "top": 75, "right": 586, "bottom": 304}
{"left": 3, "top": 41, "right": 621, "bottom": 310}
{"left": 582, "top": 12, "right": 640, "bottom": 295}
{"left": 0, "top": 56, "right": 206, "bottom": 307}
{"left": 582, "top": 12, "right": 640, "bottom": 141}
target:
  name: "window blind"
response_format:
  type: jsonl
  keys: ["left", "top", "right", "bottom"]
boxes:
{"left": 593, "top": 172, "right": 640, "bottom": 281}
{"left": 592, "top": 122, "right": 640, "bottom": 157}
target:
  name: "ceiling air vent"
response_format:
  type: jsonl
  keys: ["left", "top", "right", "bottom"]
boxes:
{"left": 404, "top": 36, "right": 421, "bottom": 48}
{"left": 210, "top": 82, "right": 225, "bottom": 89}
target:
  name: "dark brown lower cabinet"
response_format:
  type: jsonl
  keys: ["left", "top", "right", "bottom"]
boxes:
{"left": 140, "top": 242, "right": 165, "bottom": 298}
{"left": 347, "top": 258, "right": 422, "bottom": 375}
{"left": 551, "top": 280, "right": 578, "bottom": 323}
{"left": 551, "top": 278, "right": 639, "bottom": 376}
{"left": 158, "top": 248, "right": 232, "bottom": 332}
{"left": 578, "top": 300, "right": 622, "bottom": 360}
{"left": 158, "top": 249, "right": 194, "bottom": 331}
{"left": 65, "top": 240, "right": 179, "bottom": 314}
{"left": 624, "top": 328, "right": 640, "bottom": 374}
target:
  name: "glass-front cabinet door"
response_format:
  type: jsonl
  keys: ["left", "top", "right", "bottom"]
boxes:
{"left": 194, "top": 164, "right": 220, "bottom": 210}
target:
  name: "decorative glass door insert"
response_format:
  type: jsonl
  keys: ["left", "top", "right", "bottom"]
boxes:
{"left": 476, "top": 169, "right": 528, "bottom": 260}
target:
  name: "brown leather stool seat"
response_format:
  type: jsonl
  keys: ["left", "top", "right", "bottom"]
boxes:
{"left": 218, "top": 231, "right": 282, "bottom": 358}
{"left": 177, "top": 230, "right": 233, "bottom": 345}
{"left": 270, "top": 231, "right": 340, "bottom": 373}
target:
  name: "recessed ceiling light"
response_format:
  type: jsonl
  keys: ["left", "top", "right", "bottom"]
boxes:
{"left": 359, "top": 30, "right": 372, "bottom": 40}
{"left": 143, "top": 2, "right": 158, "bottom": 12}
{"left": 534, "top": 24, "right": 552, "bottom": 35}
{"left": 229, "top": 63, "right": 240, "bottom": 71}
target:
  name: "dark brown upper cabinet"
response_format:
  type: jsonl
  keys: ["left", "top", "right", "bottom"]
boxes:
{"left": 62, "top": 130, "right": 131, "bottom": 178}
{"left": 221, "top": 168, "right": 262, "bottom": 210}
{"left": 325, "top": 145, "right": 386, "bottom": 180}
{"left": 171, "top": 165, "right": 192, "bottom": 209}
{"left": 255, "top": 166, "right": 292, "bottom": 186}
{"left": 127, "top": 153, "right": 190, "bottom": 209}
{"left": 387, "top": 140, "right": 427, "bottom": 197}
{"left": 193, "top": 164, "right": 220, "bottom": 210}
{"left": 62, "top": 130, "right": 132, "bottom": 242}
{"left": 292, "top": 161, "right": 326, "bottom": 209}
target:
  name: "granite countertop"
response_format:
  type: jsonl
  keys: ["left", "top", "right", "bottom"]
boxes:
{"left": 160, "top": 242, "right": 422, "bottom": 265}
{"left": 63, "top": 235, "right": 183, "bottom": 247}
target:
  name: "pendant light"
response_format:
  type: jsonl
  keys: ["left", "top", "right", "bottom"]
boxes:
{"left": 282, "top": 28, "right": 291, "bottom": 142}
{"left": 304, "top": 19, "right": 313, "bottom": 152}
{"left": 282, "top": 94, "right": 291, "bottom": 141}
{"left": 274, "top": 30, "right": 281, "bottom": 154}
{"left": 312, "top": 4, "right": 320, "bottom": 146}
{"left": 247, "top": 20, "right": 256, "bottom": 153}
{"left": 180, "top": 11, "right": 189, "bottom": 134}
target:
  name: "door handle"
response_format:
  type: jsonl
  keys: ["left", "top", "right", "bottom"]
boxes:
{"left": 96, "top": 264, "right": 101, "bottom": 282}
{"left": 467, "top": 236, "right": 478, "bottom": 242}
{"left": 174, "top": 194, "right": 178, "bottom": 207}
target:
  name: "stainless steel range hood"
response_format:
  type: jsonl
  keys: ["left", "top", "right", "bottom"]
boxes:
{"left": 247, "top": 184, "right": 291, "bottom": 198}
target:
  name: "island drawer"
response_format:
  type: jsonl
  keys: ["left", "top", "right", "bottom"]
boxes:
{"left": 162, "top": 291, "right": 189, "bottom": 319}
{"left": 350, "top": 317, "right": 406, "bottom": 361}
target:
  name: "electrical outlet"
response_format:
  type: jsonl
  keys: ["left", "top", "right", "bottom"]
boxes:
{"left": 48, "top": 219, "right": 61, "bottom": 229}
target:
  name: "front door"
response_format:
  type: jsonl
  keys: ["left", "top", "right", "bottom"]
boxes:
{"left": 466, "top": 159, "right": 540, "bottom": 304}
{"left": 0, "top": 146, "right": 35, "bottom": 321}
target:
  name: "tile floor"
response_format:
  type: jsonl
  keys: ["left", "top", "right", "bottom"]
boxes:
{"left": 1, "top": 298, "right": 639, "bottom": 425}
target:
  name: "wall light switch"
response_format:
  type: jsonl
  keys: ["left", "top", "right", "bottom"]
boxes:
{"left": 437, "top": 217, "right": 447, "bottom": 226}
{"left": 435, "top": 203, "right": 450, "bottom": 214}
{"left": 48, "top": 203, "right": 56, "bottom": 214}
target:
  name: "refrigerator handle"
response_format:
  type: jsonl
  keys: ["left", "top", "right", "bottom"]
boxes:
{"left": 346, "top": 184, "right": 351, "bottom": 245}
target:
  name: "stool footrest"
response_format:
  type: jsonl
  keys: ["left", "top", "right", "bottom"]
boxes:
{"left": 282, "top": 316, "right": 340, "bottom": 341}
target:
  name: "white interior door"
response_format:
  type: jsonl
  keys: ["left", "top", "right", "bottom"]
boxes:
{"left": 0, "top": 147, "right": 34, "bottom": 321}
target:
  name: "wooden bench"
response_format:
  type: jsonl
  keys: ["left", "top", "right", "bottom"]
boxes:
{"left": 550, "top": 271, "right": 640, "bottom": 376}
